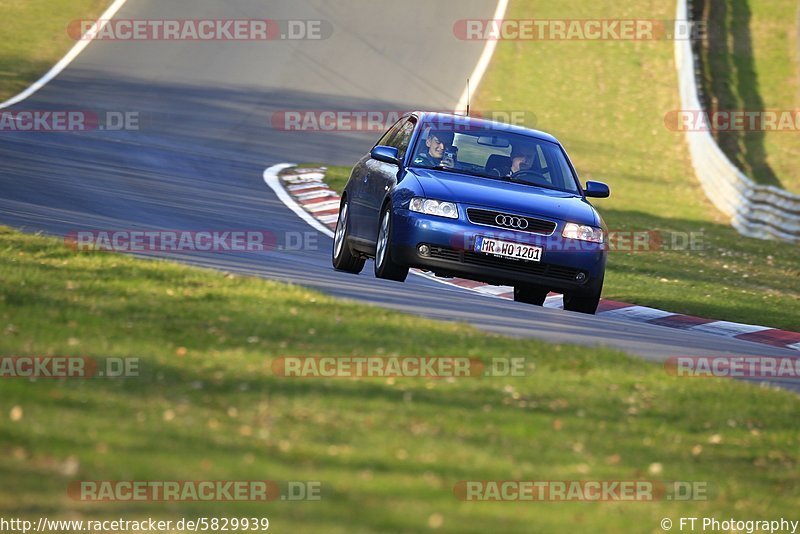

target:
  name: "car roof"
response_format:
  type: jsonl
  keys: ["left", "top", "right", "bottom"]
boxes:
{"left": 411, "top": 111, "right": 560, "bottom": 145}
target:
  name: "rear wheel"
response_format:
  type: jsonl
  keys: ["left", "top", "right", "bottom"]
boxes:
{"left": 563, "top": 275, "right": 603, "bottom": 314}
{"left": 332, "top": 199, "right": 365, "bottom": 273}
{"left": 374, "top": 205, "right": 408, "bottom": 282}
{"left": 513, "top": 284, "right": 549, "bottom": 306}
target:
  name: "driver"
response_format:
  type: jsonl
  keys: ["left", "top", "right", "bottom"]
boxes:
{"left": 509, "top": 142, "right": 537, "bottom": 175}
{"left": 413, "top": 129, "right": 454, "bottom": 167}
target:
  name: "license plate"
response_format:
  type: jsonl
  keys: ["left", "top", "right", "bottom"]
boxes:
{"left": 475, "top": 236, "right": 542, "bottom": 262}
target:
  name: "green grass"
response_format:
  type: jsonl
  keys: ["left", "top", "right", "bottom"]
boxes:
{"left": 695, "top": 0, "right": 800, "bottom": 193}
{"left": 307, "top": 163, "right": 350, "bottom": 196}
{"left": 0, "top": 0, "right": 109, "bottom": 101}
{"left": 1, "top": 227, "right": 799, "bottom": 533}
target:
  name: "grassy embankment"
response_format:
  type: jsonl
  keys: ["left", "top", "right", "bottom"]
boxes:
{"left": 2, "top": 228, "right": 798, "bottom": 532}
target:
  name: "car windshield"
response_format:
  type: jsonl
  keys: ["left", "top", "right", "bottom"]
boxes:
{"left": 409, "top": 121, "right": 581, "bottom": 193}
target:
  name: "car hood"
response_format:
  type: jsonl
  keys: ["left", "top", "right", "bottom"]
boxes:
{"left": 408, "top": 168, "right": 599, "bottom": 226}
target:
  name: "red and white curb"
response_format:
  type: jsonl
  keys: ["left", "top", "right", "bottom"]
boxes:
{"left": 263, "top": 164, "right": 800, "bottom": 353}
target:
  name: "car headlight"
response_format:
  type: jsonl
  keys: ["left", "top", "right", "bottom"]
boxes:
{"left": 409, "top": 197, "right": 459, "bottom": 219}
{"left": 562, "top": 222, "right": 604, "bottom": 243}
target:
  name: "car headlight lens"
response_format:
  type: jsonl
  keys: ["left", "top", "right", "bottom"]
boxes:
{"left": 562, "top": 222, "right": 604, "bottom": 243}
{"left": 409, "top": 197, "right": 459, "bottom": 219}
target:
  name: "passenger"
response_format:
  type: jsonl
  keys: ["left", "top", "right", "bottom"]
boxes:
{"left": 413, "top": 129, "right": 455, "bottom": 167}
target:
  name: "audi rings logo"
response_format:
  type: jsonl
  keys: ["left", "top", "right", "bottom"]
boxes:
{"left": 495, "top": 214, "right": 529, "bottom": 230}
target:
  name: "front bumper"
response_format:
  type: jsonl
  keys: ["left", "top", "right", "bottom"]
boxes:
{"left": 390, "top": 207, "right": 606, "bottom": 295}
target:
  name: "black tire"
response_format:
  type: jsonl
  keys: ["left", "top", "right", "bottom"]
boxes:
{"left": 513, "top": 284, "right": 549, "bottom": 306}
{"left": 563, "top": 275, "right": 604, "bottom": 314}
{"left": 331, "top": 198, "right": 365, "bottom": 274}
{"left": 374, "top": 204, "right": 409, "bottom": 282}
{"left": 562, "top": 293, "right": 601, "bottom": 314}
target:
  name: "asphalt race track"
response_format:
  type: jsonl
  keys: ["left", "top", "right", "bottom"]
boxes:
{"left": 0, "top": 0, "right": 797, "bottom": 387}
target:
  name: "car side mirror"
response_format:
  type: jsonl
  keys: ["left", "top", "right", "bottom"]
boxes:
{"left": 371, "top": 145, "right": 401, "bottom": 166}
{"left": 584, "top": 181, "right": 610, "bottom": 198}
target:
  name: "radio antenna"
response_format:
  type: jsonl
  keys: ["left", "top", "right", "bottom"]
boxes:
{"left": 466, "top": 78, "right": 471, "bottom": 116}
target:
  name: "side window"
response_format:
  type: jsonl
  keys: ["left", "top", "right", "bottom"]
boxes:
{"left": 376, "top": 119, "right": 404, "bottom": 147}
{"left": 391, "top": 118, "right": 417, "bottom": 160}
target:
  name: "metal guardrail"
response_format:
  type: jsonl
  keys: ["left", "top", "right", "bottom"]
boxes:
{"left": 674, "top": 0, "right": 800, "bottom": 243}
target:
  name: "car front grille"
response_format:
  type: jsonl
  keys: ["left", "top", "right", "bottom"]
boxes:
{"left": 427, "top": 246, "right": 583, "bottom": 282}
{"left": 467, "top": 208, "right": 557, "bottom": 235}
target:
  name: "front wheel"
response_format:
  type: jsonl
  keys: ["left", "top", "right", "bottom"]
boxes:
{"left": 562, "top": 293, "right": 601, "bottom": 314}
{"left": 563, "top": 275, "right": 603, "bottom": 314}
{"left": 374, "top": 205, "right": 408, "bottom": 282}
{"left": 513, "top": 284, "right": 549, "bottom": 306}
{"left": 332, "top": 198, "right": 365, "bottom": 273}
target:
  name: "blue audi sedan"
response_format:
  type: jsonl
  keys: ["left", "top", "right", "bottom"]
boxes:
{"left": 332, "top": 112, "right": 610, "bottom": 314}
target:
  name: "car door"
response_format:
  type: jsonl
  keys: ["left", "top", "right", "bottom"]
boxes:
{"left": 350, "top": 119, "right": 404, "bottom": 239}
{"left": 363, "top": 116, "right": 417, "bottom": 244}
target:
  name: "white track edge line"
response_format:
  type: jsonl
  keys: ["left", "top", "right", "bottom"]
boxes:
{"left": 0, "top": 0, "right": 130, "bottom": 109}
{"left": 454, "top": 0, "right": 509, "bottom": 113}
